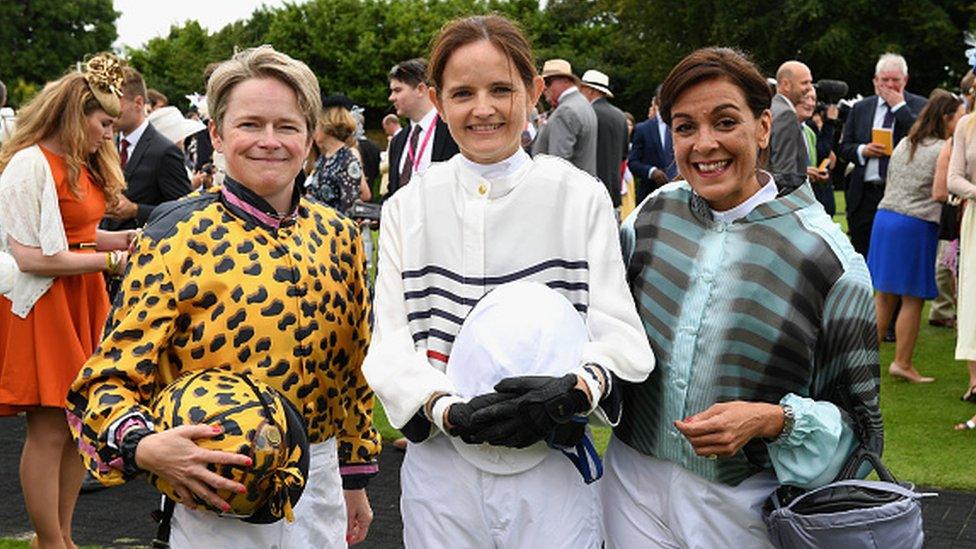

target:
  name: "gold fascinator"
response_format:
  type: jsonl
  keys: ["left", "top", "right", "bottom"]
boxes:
{"left": 83, "top": 52, "right": 125, "bottom": 117}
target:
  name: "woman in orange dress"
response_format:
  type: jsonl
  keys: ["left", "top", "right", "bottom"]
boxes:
{"left": 0, "top": 54, "right": 131, "bottom": 549}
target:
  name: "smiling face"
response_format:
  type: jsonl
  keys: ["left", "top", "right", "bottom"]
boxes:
{"left": 432, "top": 40, "right": 544, "bottom": 165}
{"left": 85, "top": 108, "right": 116, "bottom": 154}
{"left": 671, "top": 77, "right": 771, "bottom": 211}
{"left": 210, "top": 77, "right": 311, "bottom": 212}
{"left": 796, "top": 90, "right": 816, "bottom": 121}
{"left": 779, "top": 62, "right": 813, "bottom": 106}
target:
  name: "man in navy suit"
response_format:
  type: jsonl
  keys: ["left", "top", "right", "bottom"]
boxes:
{"left": 629, "top": 91, "right": 677, "bottom": 205}
{"left": 839, "top": 53, "right": 927, "bottom": 257}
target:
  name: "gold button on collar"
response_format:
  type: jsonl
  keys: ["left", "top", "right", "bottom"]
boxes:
{"left": 478, "top": 184, "right": 487, "bottom": 195}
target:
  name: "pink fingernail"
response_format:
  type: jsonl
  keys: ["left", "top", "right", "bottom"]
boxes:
{"left": 212, "top": 425, "right": 222, "bottom": 433}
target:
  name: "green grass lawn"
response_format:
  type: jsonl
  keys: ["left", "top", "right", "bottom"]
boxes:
{"left": 0, "top": 541, "right": 99, "bottom": 549}
{"left": 373, "top": 190, "right": 976, "bottom": 490}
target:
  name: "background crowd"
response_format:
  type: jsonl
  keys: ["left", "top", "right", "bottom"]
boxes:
{"left": 2, "top": 2, "right": 976, "bottom": 548}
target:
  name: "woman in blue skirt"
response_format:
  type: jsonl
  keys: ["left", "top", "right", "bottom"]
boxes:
{"left": 868, "top": 89, "right": 964, "bottom": 382}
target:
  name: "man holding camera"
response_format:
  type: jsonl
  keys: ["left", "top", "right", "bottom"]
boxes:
{"left": 839, "top": 53, "right": 927, "bottom": 257}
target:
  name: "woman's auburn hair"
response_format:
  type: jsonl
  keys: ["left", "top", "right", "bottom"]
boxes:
{"left": 427, "top": 14, "right": 538, "bottom": 96}
{"left": 905, "top": 88, "right": 961, "bottom": 162}
{"left": 0, "top": 72, "right": 125, "bottom": 203}
{"left": 658, "top": 47, "right": 773, "bottom": 168}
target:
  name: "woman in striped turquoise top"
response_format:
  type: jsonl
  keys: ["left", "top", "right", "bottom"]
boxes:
{"left": 604, "top": 48, "right": 882, "bottom": 548}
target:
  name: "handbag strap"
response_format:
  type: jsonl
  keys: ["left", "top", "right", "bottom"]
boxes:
{"left": 783, "top": 479, "right": 923, "bottom": 512}
{"left": 836, "top": 448, "right": 896, "bottom": 483}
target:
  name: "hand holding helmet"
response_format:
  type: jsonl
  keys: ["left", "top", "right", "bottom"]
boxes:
{"left": 463, "top": 374, "right": 592, "bottom": 448}
{"left": 142, "top": 369, "right": 309, "bottom": 523}
{"left": 444, "top": 392, "right": 520, "bottom": 438}
{"left": 135, "top": 424, "right": 252, "bottom": 512}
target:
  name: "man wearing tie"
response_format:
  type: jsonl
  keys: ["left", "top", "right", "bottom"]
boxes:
{"left": 102, "top": 67, "right": 191, "bottom": 231}
{"left": 629, "top": 90, "right": 676, "bottom": 204}
{"left": 385, "top": 58, "right": 459, "bottom": 198}
{"left": 839, "top": 53, "right": 927, "bottom": 256}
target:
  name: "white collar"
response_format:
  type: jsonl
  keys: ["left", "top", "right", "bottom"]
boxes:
{"left": 457, "top": 149, "right": 533, "bottom": 199}
{"left": 459, "top": 148, "right": 530, "bottom": 182}
{"left": 710, "top": 178, "right": 778, "bottom": 224}
{"left": 122, "top": 118, "right": 149, "bottom": 149}
{"left": 412, "top": 108, "right": 438, "bottom": 133}
{"left": 558, "top": 86, "right": 580, "bottom": 104}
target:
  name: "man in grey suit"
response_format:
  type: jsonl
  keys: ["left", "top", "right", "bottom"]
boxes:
{"left": 579, "top": 69, "right": 628, "bottom": 210}
{"left": 102, "top": 67, "right": 192, "bottom": 231}
{"left": 769, "top": 61, "right": 814, "bottom": 188}
{"left": 531, "top": 59, "right": 598, "bottom": 177}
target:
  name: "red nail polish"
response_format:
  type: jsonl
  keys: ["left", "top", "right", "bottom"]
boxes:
{"left": 244, "top": 457, "right": 253, "bottom": 467}
{"left": 221, "top": 502, "right": 231, "bottom": 512}
{"left": 212, "top": 425, "right": 222, "bottom": 433}
{"left": 238, "top": 486, "right": 246, "bottom": 494}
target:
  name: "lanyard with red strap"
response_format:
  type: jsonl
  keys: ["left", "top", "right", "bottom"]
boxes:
{"left": 406, "top": 114, "right": 438, "bottom": 174}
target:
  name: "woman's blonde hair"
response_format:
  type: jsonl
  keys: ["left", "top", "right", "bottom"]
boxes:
{"left": 207, "top": 46, "right": 321, "bottom": 136}
{"left": 318, "top": 106, "right": 357, "bottom": 144}
{"left": 0, "top": 72, "right": 125, "bottom": 203}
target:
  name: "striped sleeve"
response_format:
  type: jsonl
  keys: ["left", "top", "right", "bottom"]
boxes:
{"left": 812, "top": 263, "right": 883, "bottom": 456}
{"left": 361, "top": 198, "right": 455, "bottom": 429}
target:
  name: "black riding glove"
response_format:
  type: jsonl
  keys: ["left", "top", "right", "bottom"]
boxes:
{"left": 445, "top": 392, "right": 518, "bottom": 439}
{"left": 465, "top": 374, "right": 591, "bottom": 449}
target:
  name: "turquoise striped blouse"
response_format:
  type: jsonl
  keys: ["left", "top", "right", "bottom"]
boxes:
{"left": 619, "top": 178, "right": 881, "bottom": 487}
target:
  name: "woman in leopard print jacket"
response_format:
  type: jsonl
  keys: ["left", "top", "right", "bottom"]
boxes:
{"left": 67, "top": 46, "right": 379, "bottom": 547}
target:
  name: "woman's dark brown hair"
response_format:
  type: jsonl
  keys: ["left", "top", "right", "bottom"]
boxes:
{"left": 427, "top": 14, "right": 537, "bottom": 95}
{"left": 906, "top": 89, "right": 961, "bottom": 162}
{"left": 658, "top": 48, "right": 772, "bottom": 166}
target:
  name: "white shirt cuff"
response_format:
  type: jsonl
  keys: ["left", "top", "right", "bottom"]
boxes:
{"left": 856, "top": 144, "right": 867, "bottom": 166}
{"left": 431, "top": 395, "right": 465, "bottom": 435}
{"left": 573, "top": 366, "right": 604, "bottom": 414}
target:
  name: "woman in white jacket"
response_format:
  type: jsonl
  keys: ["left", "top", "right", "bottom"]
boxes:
{"left": 362, "top": 14, "right": 653, "bottom": 548}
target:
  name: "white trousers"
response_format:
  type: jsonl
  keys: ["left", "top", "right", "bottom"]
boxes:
{"left": 601, "top": 437, "right": 778, "bottom": 549}
{"left": 171, "top": 438, "right": 346, "bottom": 549}
{"left": 401, "top": 435, "right": 602, "bottom": 548}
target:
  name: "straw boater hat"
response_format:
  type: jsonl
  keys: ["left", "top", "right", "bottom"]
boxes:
{"left": 580, "top": 69, "right": 614, "bottom": 98}
{"left": 83, "top": 53, "right": 125, "bottom": 117}
{"left": 540, "top": 59, "right": 579, "bottom": 83}
{"left": 148, "top": 106, "right": 206, "bottom": 146}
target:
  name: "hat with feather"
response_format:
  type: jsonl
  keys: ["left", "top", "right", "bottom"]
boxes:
{"left": 83, "top": 52, "right": 125, "bottom": 117}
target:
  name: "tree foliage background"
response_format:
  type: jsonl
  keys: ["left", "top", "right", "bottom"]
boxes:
{"left": 2, "top": 0, "right": 975, "bottom": 124}
{"left": 0, "top": 0, "right": 118, "bottom": 106}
